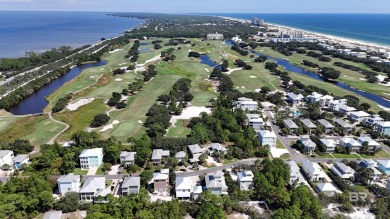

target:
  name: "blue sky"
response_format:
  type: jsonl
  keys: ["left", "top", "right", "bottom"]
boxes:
{"left": 1, "top": 0, "right": 390, "bottom": 13}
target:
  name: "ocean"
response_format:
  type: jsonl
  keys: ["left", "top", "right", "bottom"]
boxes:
{"left": 208, "top": 13, "right": 390, "bottom": 47}
{"left": 0, "top": 11, "right": 144, "bottom": 58}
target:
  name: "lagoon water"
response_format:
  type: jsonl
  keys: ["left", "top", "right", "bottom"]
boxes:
{"left": 0, "top": 11, "right": 143, "bottom": 58}
{"left": 209, "top": 13, "right": 390, "bottom": 46}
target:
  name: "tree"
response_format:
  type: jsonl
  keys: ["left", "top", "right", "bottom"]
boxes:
{"left": 189, "top": 123, "right": 209, "bottom": 143}
{"left": 358, "top": 167, "right": 374, "bottom": 185}
{"left": 38, "top": 191, "right": 54, "bottom": 211}
{"left": 7, "top": 139, "right": 34, "bottom": 155}
{"left": 55, "top": 192, "right": 80, "bottom": 213}
{"left": 59, "top": 152, "right": 77, "bottom": 174}
{"left": 320, "top": 67, "right": 341, "bottom": 80}
{"left": 91, "top": 114, "right": 110, "bottom": 128}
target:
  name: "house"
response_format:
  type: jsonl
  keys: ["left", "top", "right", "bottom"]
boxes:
{"left": 207, "top": 32, "right": 224, "bottom": 40}
{"left": 358, "top": 160, "right": 382, "bottom": 181}
{"left": 121, "top": 176, "right": 141, "bottom": 195}
{"left": 237, "top": 170, "right": 254, "bottom": 190}
{"left": 287, "top": 92, "right": 304, "bottom": 106}
{"left": 348, "top": 111, "right": 371, "bottom": 123}
{"left": 206, "top": 143, "right": 227, "bottom": 156}
{"left": 329, "top": 99, "right": 347, "bottom": 111}
{"left": 12, "top": 154, "right": 29, "bottom": 170}
{"left": 302, "top": 160, "right": 326, "bottom": 181}
{"left": 234, "top": 97, "right": 259, "bottom": 111}
{"left": 300, "top": 119, "right": 317, "bottom": 133}
{"left": 175, "top": 177, "right": 193, "bottom": 200}
{"left": 299, "top": 135, "right": 316, "bottom": 155}
{"left": 373, "top": 121, "right": 390, "bottom": 136}
{"left": 79, "top": 148, "right": 103, "bottom": 169}
{"left": 151, "top": 149, "right": 170, "bottom": 165}
{"left": 258, "top": 130, "right": 277, "bottom": 147}
{"left": 120, "top": 151, "right": 136, "bottom": 167}
{"left": 334, "top": 119, "right": 353, "bottom": 134}
{"left": 331, "top": 162, "right": 355, "bottom": 179}
{"left": 0, "top": 150, "right": 14, "bottom": 168}
{"left": 371, "top": 167, "right": 383, "bottom": 181}
{"left": 175, "top": 151, "right": 186, "bottom": 162}
{"left": 318, "top": 95, "right": 334, "bottom": 108}
{"left": 188, "top": 144, "right": 205, "bottom": 163}
{"left": 377, "top": 160, "right": 390, "bottom": 175}
{"left": 286, "top": 161, "right": 304, "bottom": 185}
{"left": 338, "top": 105, "right": 357, "bottom": 115}
{"left": 358, "top": 136, "right": 381, "bottom": 151}
{"left": 320, "top": 139, "right": 337, "bottom": 153}
{"left": 43, "top": 211, "right": 63, "bottom": 219}
{"left": 363, "top": 114, "right": 384, "bottom": 127}
{"left": 79, "top": 177, "right": 110, "bottom": 202}
{"left": 153, "top": 169, "right": 170, "bottom": 193}
{"left": 339, "top": 137, "right": 362, "bottom": 152}
{"left": 246, "top": 114, "right": 264, "bottom": 129}
{"left": 305, "top": 92, "right": 323, "bottom": 104}
{"left": 318, "top": 119, "right": 335, "bottom": 134}
{"left": 316, "top": 183, "right": 337, "bottom": 196}
{"left": 57, "top": 173, "right": 81, "bottom": 196}
{"left": 205, "top": 171, "right": 228, "bottom": 195}
{"left": 283, "top": 119, "right": 299, "bottom": 134}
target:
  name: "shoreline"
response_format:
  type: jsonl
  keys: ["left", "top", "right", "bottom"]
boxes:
{"left": 219, "top": 16, "right": 390, "bottom": 51}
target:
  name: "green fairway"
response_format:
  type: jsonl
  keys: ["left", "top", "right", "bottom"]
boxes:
{"left": 0, "top": 116, "right": 19, "bottom": 132}
{"left": 53, "top": 99, "right": 108, "bottom": 141}
{"left": 23, "top": 118, "right": 67, "bottom": 146}
{"left": 167, "top": 120, "right": 191, "bottom": 138}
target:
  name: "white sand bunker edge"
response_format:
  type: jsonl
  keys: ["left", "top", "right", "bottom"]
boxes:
{"left": 170, "top": 106, "right": 211, "bottom": 127}
{"left": 67, "top": 98, "right": 95, "bottom": 111}
{"left": 100, "top": 120, "right": 120, "bottom": 132}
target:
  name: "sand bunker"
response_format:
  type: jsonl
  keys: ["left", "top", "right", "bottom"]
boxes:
{"left": 100, "top": 120, "right": 120, "bottom": 132}
{"left": 67, "top": 98, "right": 94, "bottom": 111}
{"left": 109, "top": 49, "right": 122, "bottom": 54}
{"left": 270, "top": 147, "right": 290, "bottom": 158}
{"left": 170, "top": 106, "right": 211, "bottom": 126}
{"left": 250, "top": 76, "right": 257, "bottom": 78}
{"left": 115, "top": 78, "right": 123, "bottom": 82}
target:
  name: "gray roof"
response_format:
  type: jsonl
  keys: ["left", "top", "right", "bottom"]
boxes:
{"left": 80, "top": 177, "right": 106, "bottom": 193}
{"left": 12, "top": 154, "right": 28, "bottom": 163}
{"left": 0, "top": 150, "right": 13, "bottom": 158}
{"left": 318, "top": 119, "right": 335, "bottom": 128}
{"left": 43, "top": 211, "right": 62, "bottom": 219}
{"left": 334, "top": 119, "right": 352, "bottom": 128}
{"left": 208, "top": 143, "right": 227, "bottom": 152}
{"left": 122, "top": 176, "right": 141, "bottom": 188}
{"left": 205, "top": 171, "right": 226, "bottom": 189}
{"left": 286, "top": 160, "right": 300, "bottom": 173}
{"left": 333, "top": 162, "right": 353, "bottom": 174}
{"left": 120, "top": 151, "right": 136, "bottom": 162}
{"left": 57, "top": 173, "right": 80, "bottom": 183}
{"left": 283, "top": 119, "right": 298, "bottom": 129}
{"left": 301, "top": 139, "right": 317, "bottom": 148}
{"left": 175, "top": 151, "right": 186, "bottom": 158}
{"left": 300, "top": 119, "right": 317, "bottom": 129}
{"left": 152, "top": 149, "right": 170, "bottom": 160}
{"left": 287, "top": 92, "right": 304, "bottom": 101}
{"left": 188, "top": 144, "right": 204, "bottom": 154}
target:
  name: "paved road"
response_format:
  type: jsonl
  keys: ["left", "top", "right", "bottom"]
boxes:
{"left": 176, "top": 158, "right": 259, "bottom": 177}
{"left": 264, "top": 110, "right": 305, "bottom": 162}
{"left": 47, "top": 112, "right": 70, "bottom": 144}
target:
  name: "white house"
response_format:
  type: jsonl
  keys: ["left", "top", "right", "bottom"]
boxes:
{"left": 175, "top": 151, "right": 186, "bottom": 162}
{"left": 331, "top": 162, "right": 355, "bottom": 179}
{"left": 320, "top": 139, "right": 337, "bottom": 153}
{"left": 12, "top": 154, "right": 30, "bottom": 170}
{"left": 234, "top": 97, "right": 259, "bottom": 111}
{"left": 79, "top": 177, "right": 110, "bottom": 202}
{"left": 339, "top": 137, "right": 362, "bottom": 152}
{"left": 318, "top": 95, "right": 334, "bottom": 108}
{"left": 305, "top": 92, "right": 323, "bottom": 104}
{"left": 287, "top": 92, "right": 304, "bottom": 106}
{"left": 302, "top": 160, "right": 326, "bottom": 181}
{"left": 299, "top": 135, "right": 316, "bottom": 155}
{"left": 318, "top": 119, "right": 335, "bottom": 134}
{"left": 300, "top": 119, "right": 317, "bottom": 133}
{"left": 363, "top": 114, "right": 384, "bottom": 127}
{"left": 205, "top": 171, "right": 228, "bottom": 195}
{"left": 121, "top": 176, "right": 141, "bottom": 195}
{"left": 151, "top": 149, "right": 170, "bottom": 165}
{"left": 286, "top": 161, "right": 304, "bottom": 185}
{"left": 338, "top": 105, "right": 357, "bottom": 115}
{"left": 207, "top": 33, "right": 224, "bottom": 40}
{"left": 334, "top": 119, "right": 353, "bottom": 134}
{"left": 0, "top": 150, "right": 14, "bottom": 168}
{"left": 188, "top": 144, "right": 205, "bottom": 163}
{"left": 237, "top": 170, "right": 254, "bottom": 190}
{"left": 283, "top": 119, "right": 299, "bottom": 134}
{"left": 120, "top": 151, "right": 136, "bottom": 167}
{"left": 57, "top": 173, "right": 81, "bottom": 196}
{"left": 258, "top": 130, "right": 277, "bottom": 147}
{"left": 329, "top": 99, "right": 347, "bottom": 111}
{"left": 79, "top": 148, "right": 103, "bottom": 169}
{"left": 246, "top": 114, "right": 264, "bottom": 130}
{"left": 43, "top": 211, "right": 63, "bottom": 219}
{"left": 358, "top": 136, "right": 381, "bottom": 151}
{"left": 348, "top": 111, "right": 371, "bottom": 123}
{"left": 374, "top": 121, "right": 390, "bottom": 136}
{"left": 206, "top": 143, "right": 227, "bottom": 156}
{"left": 175, "top": 176, "right": 202, "bottom": 201}
{"left": 316, "top": 183, "right": 337, "bottom": 196}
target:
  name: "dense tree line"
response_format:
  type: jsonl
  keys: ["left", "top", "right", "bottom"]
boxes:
{"left": 302, "top": 60, "right": 319, "bottom": 68}
{"left": 52, "top": 93, "right": 73, "bottom": 113}
{"left": 127, "top": 40, "right": 141, "bottom": 62}
{"left": 142, "top": 65, "right": 158, "bottom": 82}
{"left": 319, "top": 67, "right": 341, "bottom": 80}
{"left": 334, "top": 62, "right": 379, "bottom": 82}
{"left": 91, "top": 114, "right": 110, "bottom": 128}
{"left": 107, "top": 92, "right": 127, "bottom": 109}
{"left": 231, "top": 45, "right": 249, "bottom": 56}
{"left": 234, "top": 59, "right": 253, "bottom": 70}
{"left": 254, "top": 55, "right": 268, "bottom": 63}
{"left": 188, "top": 51, "right": 201, "bottom": 58}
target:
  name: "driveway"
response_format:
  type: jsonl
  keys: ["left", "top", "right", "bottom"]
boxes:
{"left": 108, "top": 165, "right": 120, "bottom": 175}
{"left": 87, "top": 167, "right": 98, "bottom": 176}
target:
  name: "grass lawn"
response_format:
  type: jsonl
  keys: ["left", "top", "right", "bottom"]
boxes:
{"left": 53, "top": 99, "right": 108, "bottom": 141}
{"left": 23, "top": 118, "right": 67, "bottom": 146}
{"left": 332, "top": 153, "right": 361, "bottom": 159}
{"left": 96, "top": 165, "right": 105, "bottom": 175}
{"left": 167, "top": 119, "right": 191, "bottom": 138}
{"left": 351, "top": 185, "right": 367, "bottom": 193}
{"left": 223, "top": 159, "right": 236, "bottom": 165}
{"left": 0, "top": 116, "right": 19, "bottom": 132}
{"left": 73, "top": 168, "right": 88, "bottom": 175}
{"left": 276, "top": 140, "right": 285, "bottom": 149}
{"left": 106, "top": 179, "right": 113, "bottom": 187}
